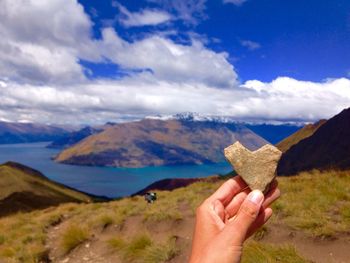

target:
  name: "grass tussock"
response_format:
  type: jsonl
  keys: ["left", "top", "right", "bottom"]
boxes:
{"left": 108, "top": 234, "right": 179, "bottom": 263}
{"left": 253, "top": 226, "right": 269, "bottom": 241}
{"left": 61, "top": 224, "right": 89, "bottom": 254}
{"left": 273, "top": 169, "right": 350, "bottom": 237}
{"left": 144, "top": 236, "right": 179, "bottom": 263}
{"left": 96, "top": 213, "right": 116, "bottom": 228}
{"left": 0, "top": 235, "right": 5, "bottom": 245}
{"left": 0, "top": 208, "right": 71, "bottom": 262}
{"left": 242, "top": 241, "right": 309, "bottom": 263}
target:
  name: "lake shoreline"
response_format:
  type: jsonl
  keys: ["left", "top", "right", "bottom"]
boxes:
{"left": 0, "top": 142, "right": 232, "bottom": 198}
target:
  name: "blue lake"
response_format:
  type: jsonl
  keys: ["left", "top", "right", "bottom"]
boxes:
{"left": 0, "top": 142, "right": 232, "bottom": 198}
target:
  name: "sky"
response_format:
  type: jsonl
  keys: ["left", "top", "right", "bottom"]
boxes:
{"left": 0, "top": 0, "right": 350, "bottom": 124}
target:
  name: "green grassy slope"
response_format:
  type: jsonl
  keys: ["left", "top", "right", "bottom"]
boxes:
{"left": 1, "top": 169, "right": 348, "bottom": 262}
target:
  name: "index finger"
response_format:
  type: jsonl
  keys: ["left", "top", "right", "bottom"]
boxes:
{"left": 207, "top": 176, "right": 247, "bottom": 206}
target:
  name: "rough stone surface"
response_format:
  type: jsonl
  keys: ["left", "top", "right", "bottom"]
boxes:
{"left": 224, "top": 141, "right": 282, "bottom": 193}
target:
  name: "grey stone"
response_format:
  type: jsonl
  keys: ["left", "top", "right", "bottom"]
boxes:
{"left": 224, "top": 141, "right": 282, "bottom": 193}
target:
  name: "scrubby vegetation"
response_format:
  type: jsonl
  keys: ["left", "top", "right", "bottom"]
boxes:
{"left": 272, "top": 170, "right": 350, "bottom": 238}
{"left": 0, "top": 170, "right": 349, "bottom": 262}
{"left": 242, "top": 241, "right": 309, "bottom": 263}
{"left": 61, "top": 224, "right": 89, "bottom": 254}
{"left": 108, "top": 233, "right": 179, "bottom": 263}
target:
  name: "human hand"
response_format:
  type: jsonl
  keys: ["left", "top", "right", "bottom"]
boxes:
{"left": 189, "top": 176, "right": 280, "bottom": 263}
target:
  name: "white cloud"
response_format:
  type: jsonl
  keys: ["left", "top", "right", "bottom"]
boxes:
{"left": 0, "top": 0, "right": 348, "bottom": 125}
{"left": 0, "top": 77, "right": 349, "bottom": 124}
{"left": 0, "top": 0, "right": 97, "bottom": 84}
{"left": 0, "top": 0, "right": 236, "bottom": 88}
{"left": 98, "top": 28, "right": 238, "bottom": 87}
{"left": 240, "top": 39, "right": 261, "bottom": 50}
{"left": 116, "top": 3, "right": 172, "bottom": 27}
{"left": 240, "top": 77, "right": 350, "bottom": 121}
{"left": 223, "top": 0, "right": 248, "bottom": 6}
{"left": 148, "top": 0, "right": 208, "bottom": 25}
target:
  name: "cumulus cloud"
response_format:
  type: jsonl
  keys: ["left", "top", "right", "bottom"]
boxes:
{"left": 223, "top": 0, "right": 248, "bottom": 6}
{"left": 240, "top": 39, "right": 261, "bottom": 50}
{"left": 240, "top": 77, "right": 350, "bottom": 121}
{"left": 116, "top": 3, "right": 172, "bottom": 27}
{"left": 0, "top": 0, "right": 236, "bottom": 88}
{"left": 98, "top": 28, "right": 237, "bottom": 87}
{"left": 0, "top": 0, "right": 97, "bottom": 84}
{"left": 0, "top": 0, "right": 348, "bottom": 125}
{"left": 1, "top": 77, "right": 349, "bottom": 124}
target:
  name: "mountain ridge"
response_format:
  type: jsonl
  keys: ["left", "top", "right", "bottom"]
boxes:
{"left": 0, "top": 162, "right": 106, "bottom": 217}
{"left": 0, "top": 122, "right": 69, "bottom": 144}
{"left": 277, "top": 108, "right": 350, "bottom": 175}
{"left": 276, "top": 119, "right": 326, "bottom": 152}
{"left": 47, "top": 126, "right": 102, "bottom": 149}
{"left": 55, "top": 119, "right": 269, "bottom": 168}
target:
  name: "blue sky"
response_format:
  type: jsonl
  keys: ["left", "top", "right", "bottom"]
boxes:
{"left": 0, "top": 0, "right": 350, "bottom": 124}
{"left": 80, "top": 0, "right": 350, "bottom": 82}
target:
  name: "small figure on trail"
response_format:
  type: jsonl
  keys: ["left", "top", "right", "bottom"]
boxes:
{"left": 144, "top": 192, "right": 157, "bottom": 203}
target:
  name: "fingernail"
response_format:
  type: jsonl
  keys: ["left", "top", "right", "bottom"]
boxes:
{"left": 247, "top": 190, "right": 264, "bottom": 205}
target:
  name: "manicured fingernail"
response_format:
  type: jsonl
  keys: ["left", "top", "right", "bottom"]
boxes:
{"left": 247, "top": 190, "right": 264, "bottom": 205}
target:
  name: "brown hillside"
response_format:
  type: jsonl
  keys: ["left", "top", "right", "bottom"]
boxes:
{"left": 0, "top": 162, "right": 97, "bottom": 217}
{"left": 55, "top": 119, "right": 268, "bottom": 168}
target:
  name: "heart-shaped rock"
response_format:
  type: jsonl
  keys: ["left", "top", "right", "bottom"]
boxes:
{"left": 224, "top": 142, "right": 282, "bottom": 193}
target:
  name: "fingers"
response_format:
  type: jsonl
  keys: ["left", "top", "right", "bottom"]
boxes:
{"left": 224, "top": 181, "right": 280, "bottom": 220}
{"left": 213, "top": 199, "right": 225, "bottom": 221}
{"left": 207, "top": 176, "right": 247, "bottom": 206}
{"left": 224, "top": 190, "right": 249, "bottom": 219}
{"left": 224, "top": 190, "right": 264, "bottom": 245}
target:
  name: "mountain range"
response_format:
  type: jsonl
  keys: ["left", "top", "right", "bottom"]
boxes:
{"left": 47, "top": 126, "right": 103, "bottom": 149}
{"left": 0, "top": 122, "right": 69, "bottom": 144}
{"left": 46, "top": 123, "right": 119, "bottom": 149}
{"left": 55, "top": 119, "right": 269, "bottom": 167}
{"left": 278, "top": 108, "right": 350, "bottom": 175}
{"left": 150, "top": 113, "right": 301, "bottom": 144}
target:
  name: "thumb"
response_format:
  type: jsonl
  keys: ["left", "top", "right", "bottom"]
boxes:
{"left": 225, "top": 190, "right": 264, "bottom": 245}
